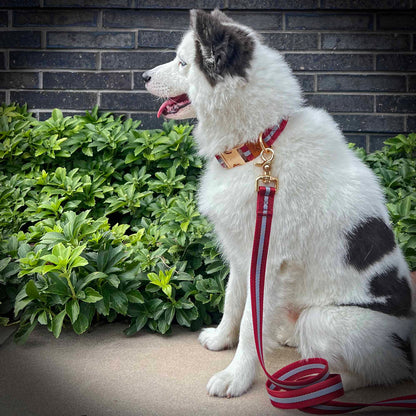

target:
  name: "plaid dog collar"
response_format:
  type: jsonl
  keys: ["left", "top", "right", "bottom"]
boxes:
{"left": 215, "top": 119, "right": 288, "bottom": 169}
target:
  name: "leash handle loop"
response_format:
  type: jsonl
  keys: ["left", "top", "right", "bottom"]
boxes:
{"left": 250, "top": 185, "right": 416, "bottom": 414}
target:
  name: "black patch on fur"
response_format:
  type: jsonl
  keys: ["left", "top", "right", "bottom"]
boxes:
{"left": 343, "top": 267, "right": 412, "bottom": 317}
{"left": 345, "top": 217, "right": 396, "bottom": 271}
{"left": 392, "top": 333, "right": 413, "bottom": 368}
{"left": 190, "top": 9, "right": 254, "bottom": 86}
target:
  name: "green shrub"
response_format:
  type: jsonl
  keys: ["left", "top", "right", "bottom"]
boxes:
{"left": 0, "top": 104, "right": 227, "bottom": 343}
{"left": 0, "top": 103, "right": 415, "bottom": 343}
{"left": 352, "top": 133, "right": 416, "bottom": 271}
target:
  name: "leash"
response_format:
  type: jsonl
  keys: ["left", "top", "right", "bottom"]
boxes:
{"left": 250, "top": 139, "right": 416, "bottom": 413}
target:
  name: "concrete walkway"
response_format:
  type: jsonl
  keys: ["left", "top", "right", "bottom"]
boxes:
{"left": 1, "top": 323, "right": 415, "bottom": 416}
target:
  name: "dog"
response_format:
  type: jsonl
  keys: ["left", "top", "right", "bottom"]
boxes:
{"left": 143, "top": 9, "right": 416, "bottom": 398}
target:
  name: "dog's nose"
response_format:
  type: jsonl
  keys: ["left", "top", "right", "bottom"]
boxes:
{"left": 142, "top": 71, "right": 151, "bottom": 83}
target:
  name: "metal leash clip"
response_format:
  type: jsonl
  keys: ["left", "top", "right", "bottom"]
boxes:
{"left": 255, "top": 133, "right": 279, "bottom": 191}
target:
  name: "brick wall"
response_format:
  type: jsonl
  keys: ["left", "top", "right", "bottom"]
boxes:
{"left": 0, "top": 0, "right": 415, "bottom": 151}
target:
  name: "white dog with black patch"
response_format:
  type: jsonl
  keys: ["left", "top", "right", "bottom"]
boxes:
{"left": 143, "top": 9, "right": 416, "bottom": 398}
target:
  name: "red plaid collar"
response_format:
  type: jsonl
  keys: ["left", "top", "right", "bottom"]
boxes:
{"left": 215, "top": 119, "right": 288, "bottom": 169}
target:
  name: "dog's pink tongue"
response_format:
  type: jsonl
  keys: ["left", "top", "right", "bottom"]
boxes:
{"left": 157, "top": 98, "right": 174, "bottom": 118}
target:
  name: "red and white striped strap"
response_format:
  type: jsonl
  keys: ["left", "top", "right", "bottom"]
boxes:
{"left": 250, "top": 186, "right": 416, "bottom": 414}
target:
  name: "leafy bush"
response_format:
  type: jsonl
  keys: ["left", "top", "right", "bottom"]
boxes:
{"left": 353, "top": 133, "right": 416, "bottom": 271}
{"left": 0, "top": 104, "right": 227, "bottom": 343}
{"left": 0, "top": 104, "right": 415, "bottom": 344}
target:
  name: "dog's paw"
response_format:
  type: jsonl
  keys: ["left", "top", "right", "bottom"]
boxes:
{"left": 207, "top": 367, "right": 254, "bottom": 397}
{"left": 199, "top": 327, "right": 237, "bottom": 351}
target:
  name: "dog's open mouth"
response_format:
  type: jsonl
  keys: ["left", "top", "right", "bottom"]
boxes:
{"left": 157, "top": 94, "right": 191, "bottom": 119}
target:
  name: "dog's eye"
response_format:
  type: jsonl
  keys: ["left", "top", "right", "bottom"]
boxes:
{"left": 179, "top": 59, "right": 187, "bottom": 67}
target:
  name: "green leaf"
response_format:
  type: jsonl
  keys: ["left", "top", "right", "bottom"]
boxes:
{"left": 124, "top": 315, "right": 147, "bottom": 336}
{"left": 38, "top": 311, "right": 48, "bottom": 325}
{"left": 66, "top": 299, "right": 80, "bottom": 323}
{"left": 0, "top": 317, "right": 10, "bottom": 326}
{"left": 25, "top": 280, "right": 40, "bottom": 299}
{"left": 83, "top": 287, "right": 103, "bottom": 303}
{"left": 15, "top": 321, "right": 37, "bottom": 345}
{"left": 109, "top": 288, "right": 129, "bottom": 315}
{"left": 0, "top": 257, "right": 10, "bottom": 273}
{"left": 126, "top": 290, "right": 144, "bottom": 304}
{"left": 52, "top": 108, "right": 63, "bottom": 121}
{"left": 47, "top": 276, "right": 71, "bottom": 296}
{"left": 52, "top": 310, "right": 66, "bottom": 338}
{"left": 14, "top": 297, "right": 32, "bottom": 316}
{"left": 72, "top": 303, "right": 94, "bottom": 334}
{"left": 175, "top": 309, "right": 191, "bottom": 327}
{"left": 76, "top": 271, "right": 107, "bottom": 291}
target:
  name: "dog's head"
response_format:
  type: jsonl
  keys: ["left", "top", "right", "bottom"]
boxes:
{"left": 143, "top": 8, "right": 303, "bottom": 145}
{"left": 143, "top": 9, "right": 258, "bottom": 120}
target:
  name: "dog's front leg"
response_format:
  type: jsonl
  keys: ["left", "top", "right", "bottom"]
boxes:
{"left": 199, "top": 263, "right": 246, "bottom": 351}
{"left": 206, "top": 289, "right": 258, "bottom": 397}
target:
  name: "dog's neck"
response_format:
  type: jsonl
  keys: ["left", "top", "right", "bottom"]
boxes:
{"left": 214, "top": 120, "right": 288, "bottom": 169}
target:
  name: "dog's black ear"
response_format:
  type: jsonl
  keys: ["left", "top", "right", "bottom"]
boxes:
{"left": 210, "top": 9, "right": 234, "bottom": 24}
{"left": 190, "top": 9, "right": 254, "bottom": 86}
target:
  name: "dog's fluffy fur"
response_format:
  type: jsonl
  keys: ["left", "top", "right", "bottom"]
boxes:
{"left": 144, "top": 9, "right": 416, "bottom": 397}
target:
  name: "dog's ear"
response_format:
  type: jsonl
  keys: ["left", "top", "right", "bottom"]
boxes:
{"left": 190, "top": 9, "right": 254, "bottom": 86}
{"left": 210, "top": 8, "right": 234, "bottom": 24}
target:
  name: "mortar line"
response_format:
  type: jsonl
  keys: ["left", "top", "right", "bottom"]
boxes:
{"left": 98, "top": 10, "right": 103, "bottom": 29}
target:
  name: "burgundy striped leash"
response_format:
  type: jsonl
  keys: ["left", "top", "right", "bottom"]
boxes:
{"left": 250, "top": 185, "right": 416, "bottom": 413}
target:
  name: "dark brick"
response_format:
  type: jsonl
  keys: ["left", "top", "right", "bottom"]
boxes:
{"left": 228, "top": 0, "right": 318, "bottom": 9}
{"left": 321, "top": 0, "right": 411, "bottom": 8}
{"left": 345, "top": 134, "right": 367, "bottom": 149}
{"left": 262, "top": 33, "right": 318, "bottom": 51}
{"left": 368, "top": 135, "right": 393, "bottom": 152}
{"left": 43, "top": 71, "right": 131, "bottom": 90}
{"left": 138, "top": 30, "right": 184, "bottom": 49}
{"left": 377, "top": 13, "right": 416, "bottom": 30}
{"left": 409, "top": 76, "right": 416, "bottom": 93}
{"left": 286, "top": 12, "right": 373, "bottom": 31}
{"left": 130, "top": 112, "right": 164, "bottom": 129}
{"left": 295, "top": 74, "right": 315, "bottom": 92}
{"left": 377, "top": 95, "right": 416, "bottom": 114}
{"left": 44, "top": 0, "right": 130, "bottom": 6}
{"left": 10, "top": 91, "right": 97, "bottom": 110}
{"left": 285, "top": 53, "right": 373, "bottom": 72}
{"left": 322, "top": 34, "right": 410, "bottom": 51}
{"left": 0, "top": 0, "right": 40, "bottom": 5}
{"left": 0, "top": 53, "right": 5, "bottom": 70}
{"left": 407, "top": 116, "right": 416, "bottom": 132}
{"left": 134, "top": 0, "right": 225, "bottom": 7}
{"left": 0, "top": 12, "right": 7, "bottom": 27}
{"left": 318, "top": 75, "right": 406, "bottom": 92}
{"left": 47, "top": 31, "right": 135, "bottom": 49}
{"left": 10, "top": 51, "right": 97, "bottom": 69}
{"left": 104, "top": 10, "right": 189, "bottom": 30}
{"left": 333, "top": 114, "right": 404, "bottom": 133}
{"left": 101, "top": 92, "right": 158, "bottom": 111}
{"left": 0, "top": 31, "right": 41, "bottom": 49}
{"left": 13, "top": 10, "right": 98, "bottom": 27}
{"left": 101, "top": 51, "right": 175, "bottom": 70}
{"left": 228, "top": 12, "right": 282, "bottom": 30}
{"left": 0, "top": 72, "right": 39, "bottom": 89}
{"left": 305, "top": 94, "right": 373, "bottom": 113}
{"left": 133, "top": 71, "right": 146, "bottom": 89}
{"left": 377, "top": 54, "right": 416, "bottom": 71}
{"left": 0, "top": 91, "right": 5, "bottom": 104}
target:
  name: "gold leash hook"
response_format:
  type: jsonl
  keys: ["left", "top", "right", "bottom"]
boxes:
{"left": 255, "top": 133, "right": 279, "bottom": 191}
